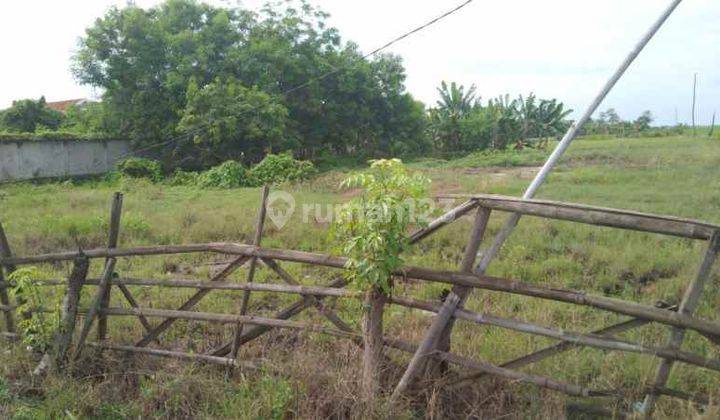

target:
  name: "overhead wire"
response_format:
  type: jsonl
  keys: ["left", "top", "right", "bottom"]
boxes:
{"left": 117, "top": 0, "right": 475, "bottom": 158}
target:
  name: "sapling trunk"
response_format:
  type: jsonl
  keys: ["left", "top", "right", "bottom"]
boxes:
{"left": 362, "top": 287, "right": 385, "bottom": 404}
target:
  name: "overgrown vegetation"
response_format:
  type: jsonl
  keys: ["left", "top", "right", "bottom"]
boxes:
{"left": 1, "top": 136, "right": 719, "bottom": 417}
{"left": 7, "top": 267, "right": 57, "bottom": 353}
{"left": 118, "top": 153, "right": 317, "bottom": 188}
{"left": 117, "top": 158, "right": 163, "bottom": 182}
{"left": 335, "top": 159, "right": 429, "bottom": 294}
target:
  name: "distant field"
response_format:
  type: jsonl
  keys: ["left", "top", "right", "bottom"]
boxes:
{"left": 1, "top": 135, "right": 719, "bottom": 418}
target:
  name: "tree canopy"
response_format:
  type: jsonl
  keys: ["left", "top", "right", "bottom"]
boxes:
{"left": 72, "top": 0, "right": 426, "bottom": 167}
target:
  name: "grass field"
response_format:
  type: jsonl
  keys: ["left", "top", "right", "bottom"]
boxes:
{"left": 1, "top": 135, "right": 719, "bottom": 418}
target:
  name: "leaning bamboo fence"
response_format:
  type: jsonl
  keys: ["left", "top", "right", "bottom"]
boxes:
{"left": 0, "top": 188, "right": 718, "bottom": 414}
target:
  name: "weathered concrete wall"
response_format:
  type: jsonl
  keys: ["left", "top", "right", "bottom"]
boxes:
{"left": 0, "top": 139, "right": 131, "bottom": 182}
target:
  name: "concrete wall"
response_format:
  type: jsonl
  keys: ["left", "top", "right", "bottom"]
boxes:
{"left": 0, "top": 139, "right": 131, "bottom": 182}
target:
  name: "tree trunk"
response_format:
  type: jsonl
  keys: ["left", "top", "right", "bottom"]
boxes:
{"left": 362, "top": 287, "right": 385, "bottom": 404}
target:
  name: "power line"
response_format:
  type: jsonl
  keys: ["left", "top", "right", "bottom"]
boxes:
{"left": 120, "top": 0, "right": 475, "bottom": 158}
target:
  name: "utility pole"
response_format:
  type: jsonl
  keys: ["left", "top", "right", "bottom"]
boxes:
{"left": 691, "top": 73, "right": 698, "bottom": 135}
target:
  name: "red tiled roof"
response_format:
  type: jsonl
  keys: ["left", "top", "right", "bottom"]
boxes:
{"left": 46, "top": 98, "right": 88, "bottom": 113}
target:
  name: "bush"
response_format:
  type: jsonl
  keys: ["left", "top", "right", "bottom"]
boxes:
{"left": 167, "top": 169, "right": 199, "bottom": 186}
{"left": 249, "top": 153, "right": 317, "bottom": 185}
{"left": 117, "top": 157, "right": 162, "bottom": 181}
{"left": 197, "top": 161, "right": 249, "bottom": 188}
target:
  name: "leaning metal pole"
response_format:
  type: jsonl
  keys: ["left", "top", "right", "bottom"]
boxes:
{"left": 391, "top": 0, "right": 684, "bottom": 400}
{"left": 477, "top": 0, "right": 684, "bottom": 269}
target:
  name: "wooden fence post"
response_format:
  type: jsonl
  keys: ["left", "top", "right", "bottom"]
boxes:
{"left": 72, "top": 258, "right": 116, "bottom": 359}
{"left": 33, "top": 256, "right": 89, "bottom": 375}
{"left": 98, "top": 192, "right": 122, "bottom": 341}
{"left": 391, "top": 206, "right": 491, "bottom": 400}
{"left": 427, "top": 207, "right": 491, "bottom": 377}
{"left": 640, "top": 231, "right": 720, "bottom": 417}
{"left": 229, "top": 185, "right": 270, "bottom": 365}
{"left": 0, "top": 223, "right": 17, "bottom": 334}
{"left": 362, "top": 287, "right": 385, "bottom": 404}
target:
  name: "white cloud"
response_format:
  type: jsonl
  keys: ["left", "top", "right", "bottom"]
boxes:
{"left": 0, "top": 0, "right": 717, "bottom": 125}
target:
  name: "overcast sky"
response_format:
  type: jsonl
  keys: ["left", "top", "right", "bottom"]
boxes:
{"left": 0, "top": 0, "right": 717, "bottom": 125}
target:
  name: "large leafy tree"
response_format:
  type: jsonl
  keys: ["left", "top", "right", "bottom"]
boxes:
{"left": 178, "top": 77, "right": 290, "bottom": 166}
{"left": 72, "top": 0, "right": 426, "bottom": 166}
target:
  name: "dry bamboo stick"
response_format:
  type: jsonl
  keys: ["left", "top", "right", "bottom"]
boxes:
{"left": 41, "top": 277, "right": 358, "bottom": 298}
{"left": 6, "top": 244, "right": 720, "bottom": 339}
{"left": 390, "top": 296, "right": 720, "bottom": 373}
{"left": 384, "top": 337, "right": 606, "bottom": 398}
{"left": 407, "top": 200, "right": 478, "bottom": 244}
{"left": 210, "top": 277, "right": 348, "bottom": 356}
{"left": 435, "top": 194, "right": 718, "bottom": 240}
{"left": 98, "top": 192, "right": 123, "bottom": 341}
{"left": 99, "top": 307, "right": 609, "bottom": 400}
{"left": 85, "top": 342, "right": 258, "bottom": 369}
{"left": 72, "top": 258, "right": 116, "bottom": 359}
{"left": 134, "top": 255, "right": 251, "bottom": 347}
{"left": 451, "top": 303, "right": 678, "bottom": 388}
{"left": 230, "top": 185, "right": 270, "bottom": 363}
{"left": 0, "top": 222, "right": 17, "bottom": 333}
{"left": 104, "top": 307, "right": 360, "bottom": 341}
{"left": 260, "top": 258, "right": 355, "bottom": 332}
{"left": 641, "top": 232, "right": 720, "bottom": 416}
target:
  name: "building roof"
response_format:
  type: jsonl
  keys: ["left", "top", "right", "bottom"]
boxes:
{"left": 46, "top": 98, "right": 89, "bottom": 113}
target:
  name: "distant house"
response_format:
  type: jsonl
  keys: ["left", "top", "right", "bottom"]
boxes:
{"left": 46, "top": 98, "right": 90, "bottom": 113}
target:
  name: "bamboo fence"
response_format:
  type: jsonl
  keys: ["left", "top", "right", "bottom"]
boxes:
{"left": 0, "top": 189, "right": 718, "bottom": 413}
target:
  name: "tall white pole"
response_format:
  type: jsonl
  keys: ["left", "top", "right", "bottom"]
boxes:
{"left": 475, "top": 0, "right": 684, "bottom": 273}
{"left": 391, "top": 0, "right": 685, "bottom": 401}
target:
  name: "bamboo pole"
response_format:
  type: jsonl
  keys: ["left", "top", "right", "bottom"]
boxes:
{"left": 640, "top": 232, "right": 720, "bottom": 416}
{"left": 390, "top": 296, "right": 720, "bottom": 373}
{"left": 41, "top": 276, "right": 358, "bottom": 298}
{"left": 98, "top": 306, "right": 608, "bottom": 399}
{"left": 134, "top": 255, "right": 251, "bottom": 347}
{"left": 210, "top": 200, "right": 485, "bottom": 357}
{"left": 692, "top": 73, "right": 698, "bottom": 136}
{"left": 86, "top": 342, "right": 259, "bottom": 369}
{"left": 260, "top": 258, "right": 355, "bottom": 332}
{"left": 33, "top": 257, "right": 89, "bottom": 375}
{"left": 7, "top": 243, "right": 720, "bottom": 339}
{"left": 0, "top": 223, "right": 16, "bottom": 333}
{"left": 104, "top": 307, "right": 360, "bottom": 341}
{"left": 450, "top": 303, "right": 678, "bottom": 388}
{"left": 230, "top": 185, "right": 269, "bottom": 363}
{"left": 210, "top": 277, "right": 348, "bottom": 356}
{"left": 98, "top": 192, "right": 123, "bottom": 341}
{"left": 407, "top": 200, "right": 478, "bottom": 244}
{"left": 72, "top": 258, "right": 116, "bottom": 360}
{"left": 435, "top": 194, "right": 718, "bottom": 240}
{"left": 395, "top": 207, "right": 491, "bottom": 393}
{"left": 392, "top": 0, "right": 685, "bottom": 400}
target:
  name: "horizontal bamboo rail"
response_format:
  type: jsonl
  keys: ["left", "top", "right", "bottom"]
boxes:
{"left": 390, "top": 297, "right": 720, "bottom": 373}
{"left": 103, "top": 307, "right": 360, "bottom": 340}
{"left": 85, "top": 342, "right": 259, "bottom": 369}
{"left": 436, "top": 194, "right": 719, "bottom": 240}
{"left": 38, "top": 277, "right": 359, "bottom": 298}
{"left": 451, "top": 303, "right": 678, "bottom": 388}
{"left": 5, "top": 244, "right": 720, "bottom": 340}
{"left": 99, "top": 306, "right": 603, "bottom": 398}
{"left": 17, "top": 278, "right": 718, "bottom": 373}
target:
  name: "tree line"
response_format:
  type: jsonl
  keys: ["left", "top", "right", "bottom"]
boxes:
{"left": 0, "top": 0, "right": 581, "bottom": 169}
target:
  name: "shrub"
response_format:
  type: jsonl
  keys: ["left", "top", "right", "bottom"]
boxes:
{"left": 117, "top": 157, "right": 162, "bottom": 181}
{"left": 8, "top": 267, "right": 59, "bottom": 352}
{"left": 196, "top": 160, "right": 249, "bottom": 188}
{"left": 248, "top": 153, "right": 317, "bottom": 186}
{"left": 167, "top": 169, "right": 200, "bottom": 186}
{"left": 333, "top": 159, "right": 430, "bottom": 293}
